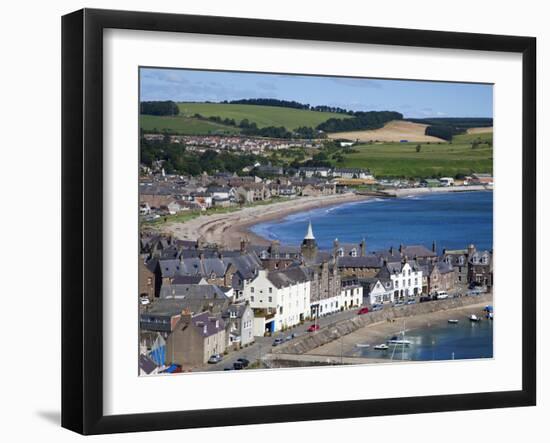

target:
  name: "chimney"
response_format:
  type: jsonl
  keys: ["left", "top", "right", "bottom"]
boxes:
{"left": 399, "top": 244, "right": 403, "bottom": 253}
{"left": 432, "top": 240, "right": 437, "bottom": 253}
{"left": 389, "top": 246, "right": 394, "bottom": 255}
{"left": 360, "top": 238, "right": 366, "bottom": 256}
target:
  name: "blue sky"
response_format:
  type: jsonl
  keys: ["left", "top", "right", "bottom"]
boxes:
{"left": 140, "top": 68, "right": 493, "bottom": 118}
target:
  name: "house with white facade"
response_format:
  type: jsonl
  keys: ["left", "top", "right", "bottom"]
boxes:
{"left": 243, "top": 267, "right": 311, "bottom": 335}
{"left": 366, "top": 261, "right": 423, "bottom": 303}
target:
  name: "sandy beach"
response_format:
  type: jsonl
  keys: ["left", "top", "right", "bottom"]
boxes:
{"left": 160, "top": 193, "right": 372, "bottom": 249}
{"left": 157, "top": 186, "right": 492, "bottom": 249}
{"left": 307, "top": 300, "right": 492, "bottom": 360}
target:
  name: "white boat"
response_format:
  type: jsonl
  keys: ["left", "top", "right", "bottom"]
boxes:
{"left": 374, "top": 344, "right": 389, "bottom": 350}
{"left": 448, "top": 319, "right": 459, "bottom": 324}
{"left": 387, "top": 337, "right": 412, "bottom": 346}
{"left": 355, "top": 343, "right": 370, "bottom": 348}
{"left": 469, "top": 314, "right": 481, "bottom": 322}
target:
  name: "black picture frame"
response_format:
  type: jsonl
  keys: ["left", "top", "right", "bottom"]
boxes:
{"left": 62, "top": 8, "right": 537, "bottom": 435}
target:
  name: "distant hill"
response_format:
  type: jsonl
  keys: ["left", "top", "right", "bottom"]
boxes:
{"left": 176, "top": 102, "right": 353, "bottom": 131}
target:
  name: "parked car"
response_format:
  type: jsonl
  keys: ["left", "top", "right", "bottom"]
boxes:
{"left": 419, "top": 296, "right": 432, "bottom": 303}
{"left": 307, "top": 324, "right": 320, "bottom": 332}
{"left": 357, "top": 307, "right": 370, "bottom": 315}
{"left": 233, "top": 361, "right": 244, "bottom": 370}
{"left": 405, "top": 299, "right": 417, "bottom": 305}
{"left": 272, "top": 337, "right": 284, "bottom": 346}
{"left": 161, "top": 364, "right": 182, "bottom": 374}
{"left": 207, "top": 353, "right": 223, "bottom": 364}
{"left": 236, "top": 357, "right": 250, "bottom": 367}
{"left": 435, "top": 291, "right": 449, "bottom": 300}
{"left": 371, "top": 304, "right": 383, "bottom": 312}
{"left": 393, "top": 301, "right": 405, "bottom": 308}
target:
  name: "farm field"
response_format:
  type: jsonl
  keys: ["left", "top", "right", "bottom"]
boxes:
{"left": 177, "top": 102, "right": 352, "bottom": 130}
{"left": 334, "top": 132, "right": 493, "bottom": 178}
{"left": 467, "top": 126, "right": 494, "bottom": 135}
{"left": 327, "top": 120, "right": 445, "bottom": 143}
{"left": 140, "top": 115, "right": 240, "bottom": 135}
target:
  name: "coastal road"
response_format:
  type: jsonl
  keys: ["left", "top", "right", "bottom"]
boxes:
{"left": 202, "top": 306, "right": 366, "bottom": 372}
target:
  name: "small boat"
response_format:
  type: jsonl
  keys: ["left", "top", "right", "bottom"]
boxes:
{"left": 487, "top": 312, "right": 494, "bottom": 320}
{"left": 448, "top": 319, "right": 459, "bottom": 324}
{"left": 355, "top": 343, "right": 370, "bottom": 348}
{"left": 387, "top": 338, "right": 412, "bottom": 346}
{"left": 469, "top": 314, "right": 481, "bottom": 322}
{"left": 374, "top": 344, "right": 389, "bottom": 350}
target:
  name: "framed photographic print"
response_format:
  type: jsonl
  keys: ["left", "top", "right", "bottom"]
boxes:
{"left": 61, "top": 8, "right": 536, "bottom": 435}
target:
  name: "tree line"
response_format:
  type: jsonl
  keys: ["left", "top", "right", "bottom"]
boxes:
{"left": 140, "top": 100, "right": 179, "bottom": 116}
{"left": 224, "top": 98, "right": 350, "bottom": 114}
{"left": 316, "top": 111, "right": 403, "bottom": 132}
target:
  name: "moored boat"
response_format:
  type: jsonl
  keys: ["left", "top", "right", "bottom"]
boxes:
{"left": 374, "top": 344, "right": 389, "bottom": 350}
{"left": 355, "top": 343, "right": 370, "bottom": 348}
{"left": 448, "top": 319, "right": 459, "bottom": 324}
{"left": 469, "top": 314, "right": 481, "bottom": 322}
{"left": 387, "top": 336, "right": 412, "bottom": 346}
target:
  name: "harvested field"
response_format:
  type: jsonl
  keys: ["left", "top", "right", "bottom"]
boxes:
{"left": 328, "top": 120, "right": 445, "bottom": 143}
{"left": 467, "top": 126, "right": 494, "bottom": 134}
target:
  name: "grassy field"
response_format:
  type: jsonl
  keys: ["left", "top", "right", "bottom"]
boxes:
{"left": 334, "top": 132, "right": 493, "bottom": 178}
{"left": 177, "top": 102, "right": 351, "bottom": 130}
{"left": 140, "top": 115, "right": 240, "bottom": 135}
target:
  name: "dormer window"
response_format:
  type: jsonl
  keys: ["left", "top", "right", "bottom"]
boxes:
{"left": 350, "top": 248, "right": 357, "bottom": 257}
{"left": 337, "top": 248, "right": 344, "bottom": 257}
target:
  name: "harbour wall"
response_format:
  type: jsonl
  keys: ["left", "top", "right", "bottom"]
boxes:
{"left": 271, "top": 293, "right": 493, "bottom": 356}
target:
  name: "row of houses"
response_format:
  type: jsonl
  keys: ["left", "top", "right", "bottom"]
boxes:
{"left": 139, "top": 226, "right": 492, "bottom": 371}
{"left": 139, "top": 174, "right": 338, "bottom": 215}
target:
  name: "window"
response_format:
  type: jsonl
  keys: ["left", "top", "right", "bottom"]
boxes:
{"left": 269, "top": 287, "right": 273, "bottom": 293}
{"left": 268, "top": 296, "right": 272, "bottom": 302}
{"left": 251, "top": 287, "right": 255, "bottom": 293}
{"left": 251, "top": 296, "right": 255, "bottom": 302}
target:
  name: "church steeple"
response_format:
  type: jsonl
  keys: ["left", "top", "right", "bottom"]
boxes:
{"left": 301, "top": 221, "right": 318, "bottom": 261}
{"left": 304, "top": 221, "right": 315, "bottom": 240}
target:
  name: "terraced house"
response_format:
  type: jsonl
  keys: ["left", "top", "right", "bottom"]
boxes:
{"left": 243, "top": 267, "right": 311, "bottom": 335}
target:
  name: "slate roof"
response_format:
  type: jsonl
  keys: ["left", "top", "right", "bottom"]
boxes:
{"left": 172, "top": 275, "right": 205, "bottom": 285}
{"left": 190, "top": 312, "right": 225, "bottom": 337}
{"left": 222, "top": 303, "right": 249, "bottom": 320}
{"left": 337, "top": 255, "right": 383, "bottom": 268}
{"left": 159, "top": 283, "right": 227, "bottom": 300}
{"left": 139, "top": 354, "right": 158, "bottom": 375}
{"left": 267, "top": 267, "right": 310, "bottom": 289}
{"left": 148, "top": 287, "right": 230, "bottom": 317}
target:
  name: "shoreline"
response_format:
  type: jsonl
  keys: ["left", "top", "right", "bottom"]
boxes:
{"left": 161, "top": 192, "right": 373, "bottom": 249}
{"left": 306, "top": 299, "right": 492, "bottom": 360}
{"left": 160, "top": 186, "right": 492, "bottom": 249}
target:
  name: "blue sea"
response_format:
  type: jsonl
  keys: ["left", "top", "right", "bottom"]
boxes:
{"left": 251, "top": 191, "right": 493, "bottom": 253}
{"left": 355, "top": 317, "right": 493, "bottom": 361}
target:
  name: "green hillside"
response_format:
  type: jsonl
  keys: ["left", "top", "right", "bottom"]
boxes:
{"left": 177, "top": 102, "right": 352, "bottom": 130}
{"left": 333, "top": 132, "right": 493, "bottom": 178}
{"left": 140, "top": 115, "right": 240, "bottom": 135}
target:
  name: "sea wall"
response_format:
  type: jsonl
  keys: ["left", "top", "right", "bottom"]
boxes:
{"left": 272, "top": 293, "right": 492, "bottom": 355}
{"left": 387, "top": 185, "right": 491, "bottom": 197}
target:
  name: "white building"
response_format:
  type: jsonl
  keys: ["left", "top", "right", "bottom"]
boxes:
{"left": 243, "top": 267, "right": 311, "bottom": 335}
{"left": 371, "top": 261, "right": 423, "bottom": 303}
{"left": 439, "top": 177, "right": 455, "bottom": 187}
